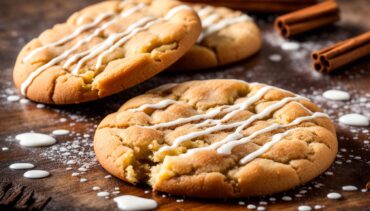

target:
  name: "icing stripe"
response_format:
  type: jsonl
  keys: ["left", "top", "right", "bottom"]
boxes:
{"left": 158, "top": 96, "right": 307, "bottom": 152}
{"left": 195, "top": 5, "right": 252, "bottom": 43}
{"left": 72, "top": 5, "right": 192, "bottom": 73}
{"left": 20, "top": 4, "right": 192, "bottom": 95}
{"left": 183, "top": 112, "right": 327, "bottom": 165}
{"left": 129, "top": 99, "right": 177, "bottom": 112}
{"left": 217, "top": 112, "right": 328, "bottom": 154}
{"left": 197, "top": 6, "right": 213, "bottom": 17}
{"left": 201, "top": 14, "right": 220, "bottom": 28}
{"left": 23, "top": 12, "right": 114, "bottom": 63}
{"left": 198, "top": 15, "right": 251, "bottom": 43}
{"left": 144, "top": 86, "right": 273, "bottom": 130}
{"left": 72, "top": 16, "right": 156, "bottom": 74}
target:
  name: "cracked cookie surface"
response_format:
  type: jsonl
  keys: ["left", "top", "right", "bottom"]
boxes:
{"left": 170, "top": 4, "right": 262, "bottom": 71}
{"left": 94, "top": 79, "right": 337, "bottom": 198}
{"left": 13, "top": 0, "right": 201, "bottom": 104}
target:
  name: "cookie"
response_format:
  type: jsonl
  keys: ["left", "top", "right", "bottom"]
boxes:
{"left": 170, "top": 5, "right": 262, "bottom": 71}
{"left": 13, "top": 0, "right": 201, "bottom": 104}
{"left": 94, "top": 79, "right": 337, "bottom": 198}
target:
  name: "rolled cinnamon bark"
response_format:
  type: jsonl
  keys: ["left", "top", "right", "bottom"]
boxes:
{"left": 180, "top": 0, "right": 318, "bottom": 13}
{"left": 311, "top": 31, "right": 370, "bottom": 73}
{"left": 275, "top": 0, "right": 340, "bottom": 38}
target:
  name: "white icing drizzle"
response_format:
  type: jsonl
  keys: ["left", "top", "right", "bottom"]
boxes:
{"left": 129, "top": 99, "right": 177, "bottom": 112}
{"left": 198, "top": 15, "right": 251, "bottom": 43}
{"left": 218, "top": 112, "right": 327, "bottom": 155}
{"left": 73, "top": 16, "right": 155, "bottom": 74}
{"left": 9, "top": 163, "right": 35, "bottom": 170}
{"left": 196, "top": 6, "right": 213, "bottom": 17}
{"left": 89, "top": 5, "right": 192, "bottom": 72}
{"left": 159, "top": 96, "right": 307, "bottom": 153}
{"left": 146, "top": 86, "right": 274, "bottom": 130}
{"left": 23, "top": 12, "right": 114, "bottom": 62}
{"left": 164, "top": 5, "right": 192, "bottom": 20}
{"left": 201, "top": 14, "right": 221, "bottom": 28}
{"left": 194, "top": 6, "right": 252, "bottom": 43}
{"left": 127, "top": 83, "right": 325, "bottom": 165}
{"left": 114, "top": 195, "right": 158, "bottom": 211}
{"left": 21, "top": 3, "right": 192, "bottom": 95}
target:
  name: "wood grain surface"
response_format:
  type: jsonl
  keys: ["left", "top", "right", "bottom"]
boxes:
{"left": 0, "top": 0, "right": 369, "bottom": 210}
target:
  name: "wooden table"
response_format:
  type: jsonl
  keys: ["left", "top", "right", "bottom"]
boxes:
{"left": 0, "top": 0, "right": 369, "bottom": 210}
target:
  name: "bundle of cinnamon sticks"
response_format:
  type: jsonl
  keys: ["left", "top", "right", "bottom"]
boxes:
{"left": 275, "top": 0, "right": 340, "bottom": 38}
{"left": 312, "top": 31, "right": 370, "bottom": 73}
{"left": 180, "top": 0, "right": 318, "bottom": 13}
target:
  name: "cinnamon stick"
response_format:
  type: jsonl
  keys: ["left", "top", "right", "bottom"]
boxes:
{"left": 311, "top": 31, "right": 370, "bottom": 73}
{"left": 181, "top": 0, "right": 318, "bottom": 13}
{"left": 275, "top": 0, "right": 340, "bottom": 38}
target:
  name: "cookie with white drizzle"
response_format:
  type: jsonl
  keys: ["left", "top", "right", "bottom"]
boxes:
{"left": 13, "top": 0, "right": 201, "bottom": 104}
{"left": 94, "top": 79, "right": 337, "bottom": 198}
{"left": 170, "top": 4, "right": 262, "bottom": 71}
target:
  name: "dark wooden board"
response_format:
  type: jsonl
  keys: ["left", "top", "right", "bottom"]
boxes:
{"left": 0, "top": 0, "right": 369, "bottom": 210}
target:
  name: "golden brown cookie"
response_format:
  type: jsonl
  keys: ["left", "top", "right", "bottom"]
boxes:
{"left": 94, "top": 79, "right": 337, "bottom": 198}
{"left": 13, "top": 0, "right": 201, "bottom": 104}
{"left": 170, "top": 5, "right": 262, "bottom": 71}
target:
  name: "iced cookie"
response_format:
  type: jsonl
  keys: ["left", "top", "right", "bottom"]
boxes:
{"left": 94, "top": 79, "right": 337, "bottom": 198}
{"left": 170, "top": 5, "right": 262, "bottom": 71}
{"left": 13, "top": 0, "right": 201, "bottom": 104}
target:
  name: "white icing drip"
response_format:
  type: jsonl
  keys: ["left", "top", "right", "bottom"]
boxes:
{"left": 281, "top": 41, "right": 300, "bottom": 51}
{"left": 339, "top": 113, "right": 369, "bottom": 126}
{"left": 23, "top": 170, "right": 50, "bottom": 179}
{"left": 15, "top": 133, "right": 56, "bottom": 147}
{"left": 198, "top": 15, "right": 251, "bottom": 43}
{"left": 159, "top": 96, "right": 307, "bottom": 153}
{"left": 326, "top": 192, "right": 341, "bottom": 200}
{"left": 298, "top": 205, "right": 312, "bottom": 211}
{"left": 23, "top": 12, "right": 114, "bottom": 62}
{"left": 342, "top": 185, "right": 358, "bottom": 191}
{"left": 20, "top": 3, "right": 145, "bottom": 95}
{"left": 9, "top": 163, "right": 35, "bottom": 170}
{"left": 129, "top": 99, "right": 177, "bottom": 112}
{"left": 114, "top": 195, "right": 158, "bottom": 210}
{"left": 97, "top": 191, "right": 110, "bottom": 197}
{"left": 323, "top": 90, "right": 350, "bottom": 101}
{"left": 52, "top": 129, "right": 70, "bottom": 135}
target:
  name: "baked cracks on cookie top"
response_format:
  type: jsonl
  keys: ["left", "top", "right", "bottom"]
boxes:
{"left": 94, "top": 79, "right": 338, "bottom": 198}
{"left": 13, "top": 0, "right": 201, "bottom": 104}
{"left": 170, "top": 4, "right": 262, "bottom": 71}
